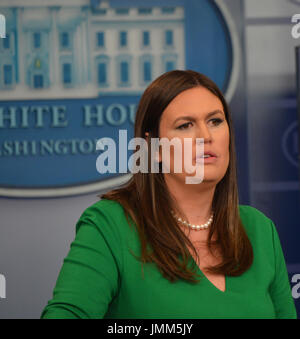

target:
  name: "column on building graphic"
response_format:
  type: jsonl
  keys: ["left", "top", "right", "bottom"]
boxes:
{"left": 58, "top": 26, "right": 75, "bottom": 88}
{"left": 16, "top": 7, "right": 24, "bottom": 87}
{"left": 21, "top": 8, "right": 51, "bottom": 90}
{"left": 52, "top": 7, "right": 87, "bottom": 89}
{"left": 0, "top": 8, "right": 17, "bottom": 90}
{"left": 27, "top": 32, "right": 49, "bottom": 89}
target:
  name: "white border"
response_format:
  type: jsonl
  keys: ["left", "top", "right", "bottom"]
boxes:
{"left": 0, "top": 1, "right": 240, "bottom": 198}
{"left": 214, "top": 0, "right": 241, "bottom": 103}
{"left": 281, "top": 121, "right": 299, "bottom": 168}
{"left": 0, "top": 174, "right": 133, "bottom": 198}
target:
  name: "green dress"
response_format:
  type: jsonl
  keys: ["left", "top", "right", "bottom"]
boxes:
{"left": 41, "top": 199, "right": 297, "bottom": 319}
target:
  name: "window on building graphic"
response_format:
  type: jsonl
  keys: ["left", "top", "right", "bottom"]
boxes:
{"left": 120, "top": 61, "right": 129, "bottom": 83}
{"left": 138, "top": 8, "right": 152, "bottom": 15}
{"left": 34, "top": 74, "right": 43, "bottom": 88}
{"left": 33, "top": 32, "right": 41, "bottom": 48}
{"left": 60, "top": 32, "right": 70, "bottom": 49}
{"left": 162, "top": 54, "right": 177, "bottom": 73}
{"left": 97, "top": 9, "right": 107, "bottom": 15}
{"left": 115, "top": 8, "right": 129, "bottom": 15}
{"left": 3, "top": 33, "right": 10, "bottom": 49}
{"left": 143, "top": 61, "right": 152, "bottom": 82}
{"left": 3, "top": 64, "right": 12, "bottom": 85}
{"left": 119, "top": 31, "right": 127, "bottom": 47}
{"left": 63, "top": 63, "right": 72, "bottom": 84}
{"left": 98, "top": 62, "right": 107, "bottom": 85}
{"left": 166, "top": 61, "right": 175, "bottom": 72}
{"left": 165, "top": 30, "right": 173, "bottom": 46}
{"left": 97, "top": 32, "right": 105, "bottom": 48}
{"left": 117, "top": 55, "right": 131, "bottom": 86}
{"left": 162, "top": 7, "right": 176, "bottom": 14}
{"left": 143, "top": 31, "right": 150, "bottom": 47}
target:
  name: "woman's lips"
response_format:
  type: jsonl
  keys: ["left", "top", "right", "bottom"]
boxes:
{"left": 195, "top": 153, "right": 218, "bottom": 163}
{"left": 196, "top": 156, "right": 218, "bottom": 164}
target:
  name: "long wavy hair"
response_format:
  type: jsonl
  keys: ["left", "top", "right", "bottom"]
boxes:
{"left": 100, "top": 70, "right": 253, "bottom": 283}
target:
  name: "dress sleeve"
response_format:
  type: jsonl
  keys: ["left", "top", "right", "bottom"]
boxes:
{"left": 269, "top": 220, "right": 297, "bottom": 319}
{"left": 40, "top": 204, "right": 123, "bottom": 319}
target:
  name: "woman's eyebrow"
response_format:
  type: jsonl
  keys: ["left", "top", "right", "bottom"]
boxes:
{"left": 173, "top": 110, "right": 224, "bottom": 124}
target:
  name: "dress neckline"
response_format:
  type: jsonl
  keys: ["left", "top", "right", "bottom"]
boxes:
{"left": 189, "top": 255, "right": 228, "bottom": 294}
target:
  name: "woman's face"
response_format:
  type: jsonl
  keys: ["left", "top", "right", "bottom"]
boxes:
{"left": 158, "top": 86, "right": 230, "bottom": 186}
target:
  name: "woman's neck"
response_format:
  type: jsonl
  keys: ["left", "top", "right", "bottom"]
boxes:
{"left": 164, "top": 174, "right": 216, "bottom": 225}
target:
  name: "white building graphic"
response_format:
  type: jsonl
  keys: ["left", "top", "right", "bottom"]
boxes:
{"left": 0, "top": 0, "right": 185, "bottom": 100}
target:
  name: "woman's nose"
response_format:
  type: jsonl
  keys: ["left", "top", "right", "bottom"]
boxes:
{"left": 196, "top": 123, "right": 212, "bottom": 143}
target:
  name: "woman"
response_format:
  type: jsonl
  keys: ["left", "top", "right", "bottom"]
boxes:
{"left": 41, "top": 70, "right": 297, "bottom": 319}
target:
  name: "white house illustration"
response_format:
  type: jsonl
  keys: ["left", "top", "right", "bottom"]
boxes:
{"left": 0, "top": 0, "right": 185, "bottom": 100}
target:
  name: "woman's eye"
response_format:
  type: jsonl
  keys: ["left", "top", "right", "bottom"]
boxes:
{"left": 210, "top": 118, "right": 223, "bottom": 126}
{"left": 177, "top": 122, "right": 193, "bottom": 130}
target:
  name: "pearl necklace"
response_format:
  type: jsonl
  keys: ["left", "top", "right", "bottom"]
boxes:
{"left": 171, "top": 211, "right": 213, "bottom": 230}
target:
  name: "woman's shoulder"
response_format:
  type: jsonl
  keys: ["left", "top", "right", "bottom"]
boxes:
{"left": 238, "top": 204, "right": 271, "bottom": 222}
{"left": 76, "top": 198, "right": 131, "bottom": 235}
{"left": 80, "top": 198, "right": 125, "bottom": 218}
{"left": 238, "top": 204, "right": 275, "bottom": 238}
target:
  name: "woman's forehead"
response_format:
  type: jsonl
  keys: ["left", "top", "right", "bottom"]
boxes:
{"left": 160, "top": 87, "right": 224, "bottom": 122}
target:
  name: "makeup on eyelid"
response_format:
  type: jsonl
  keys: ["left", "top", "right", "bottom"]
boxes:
{"left": 176, "top": 118, "right": 224, "bottom": 130}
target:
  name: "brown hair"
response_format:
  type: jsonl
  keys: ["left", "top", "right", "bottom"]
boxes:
{"left": 100, "top": 70, "right": 253, "bottom": 283}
